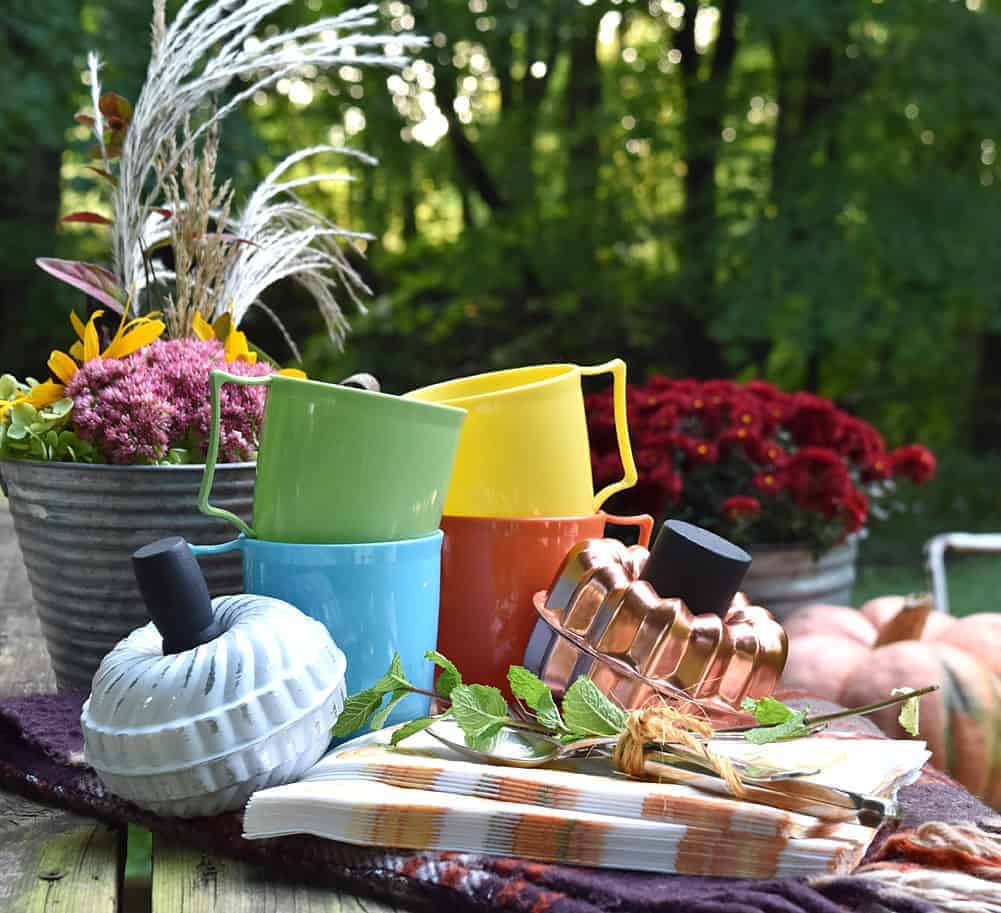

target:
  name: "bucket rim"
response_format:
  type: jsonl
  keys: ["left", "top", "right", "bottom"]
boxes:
{"left": 0, "top": 458, "right": 255, "bottom": 473}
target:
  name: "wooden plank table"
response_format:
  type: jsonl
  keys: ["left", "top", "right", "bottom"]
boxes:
{"left": 0, "top": 499, "right": 400, "bottom": 913}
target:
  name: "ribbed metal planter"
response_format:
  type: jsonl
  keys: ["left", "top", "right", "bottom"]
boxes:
{"left": 0, "top": 460, "right": 254, "bottom": 691}
{"left": 743, "top": 538, "right": 858, "bottom": 622}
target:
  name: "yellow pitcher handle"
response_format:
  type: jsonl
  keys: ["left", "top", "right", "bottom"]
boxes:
{"left": 580, "top": 359, "right": 637, "bottom": 512}
{"left": 198, "top": 370, "right": 272, "bottom": 538}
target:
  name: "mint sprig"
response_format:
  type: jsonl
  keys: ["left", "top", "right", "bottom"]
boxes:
{"left": 331, "top": 651, "right": 628, "bottom": 749}
{"left": 331, "top": 654, "right": 938, "bottom": 758}
{"left": 739, "top": 695, "right": 811, "bottom": 744}
{"left": 508, "top": 665, "right": 565, "bottom": 732}
{"left": 562, "top": 677, "right": 627, "bottom": 736}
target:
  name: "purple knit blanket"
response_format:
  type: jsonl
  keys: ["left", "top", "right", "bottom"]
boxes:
{"left": 0, "top": 691, "right": 994, "bottom": 913}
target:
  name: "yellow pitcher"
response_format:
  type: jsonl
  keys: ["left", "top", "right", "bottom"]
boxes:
{"left": 404, "top": 360, "right": 637, "bottom": 517}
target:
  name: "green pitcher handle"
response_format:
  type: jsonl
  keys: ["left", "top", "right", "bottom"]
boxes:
{"left": 198, "top": 370, "right": 273, "bottom": 538}
{"left": 581, "top": 359, "right": 638, "bottom": 512}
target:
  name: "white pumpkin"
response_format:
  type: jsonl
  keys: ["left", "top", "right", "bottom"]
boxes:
{"left": 81, "top": 594, "right": 346, "bottom": 817}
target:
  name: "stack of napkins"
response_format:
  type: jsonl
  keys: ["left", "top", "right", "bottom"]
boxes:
{"left": 243, "top": 729, "right": 928, "bottom": 879}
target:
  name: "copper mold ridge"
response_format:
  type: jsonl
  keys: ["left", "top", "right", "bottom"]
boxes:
{"left": 525, "top": 538, "right": 788, "bottom": 709}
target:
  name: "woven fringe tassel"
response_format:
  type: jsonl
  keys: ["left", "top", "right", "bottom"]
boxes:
{"left": 849, "top": 868, "right": 1001, "bottom": 913}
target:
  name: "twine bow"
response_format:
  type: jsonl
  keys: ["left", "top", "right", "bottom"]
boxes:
{"left": 612, "top": 705, "right": 746, "bottom": 796}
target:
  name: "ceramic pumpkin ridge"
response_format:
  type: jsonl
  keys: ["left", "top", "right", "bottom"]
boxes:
{"left": 781, "top": 594, "right": 1001, "bottom": 808}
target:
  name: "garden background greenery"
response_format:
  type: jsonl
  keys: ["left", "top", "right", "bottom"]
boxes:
{"left": 3, "top": 0, "right": 1001, "bottom": 608}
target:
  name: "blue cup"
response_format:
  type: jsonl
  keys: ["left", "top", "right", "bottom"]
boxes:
{"left": 190, "top": 531, "right": 442, "bottom": 729}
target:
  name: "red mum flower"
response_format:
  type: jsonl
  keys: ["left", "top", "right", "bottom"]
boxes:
{"left": 648, "top": 461, "right": 683, "bottom": 505}
{"left": 636, "top": 447, "right": 667, "bottom": 473}
{"left": 717, "top": 426, "right": 754, "bottom": 455}
{"left": 752, "top": 471, "right": 783, "bottom": 495}
{"left": 721, "top": 496, "right": 761, "bottom": 520}
{"left": 784, "top": 448, "right": 852, "bottom": 516}
{"left": 743, "top": 434, "right": 786, "bottom": 467}
{"left": 839, "top": 416, "right": 886, "bottom": 464}
{"left": 890, "top": 444, "right": 936, "bottom": 485}
{"left": 679, "top": 437, "right": 718, "bottom": 465}
{"left": 786, "top": 393, "right": 843, "bottom": 447}
{"left": 860, "top": 453, "right": 893, "bottom": 482}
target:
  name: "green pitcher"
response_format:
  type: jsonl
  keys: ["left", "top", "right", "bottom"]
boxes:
{"left": 198, "top": 371, "right": 466, "bottom": 543}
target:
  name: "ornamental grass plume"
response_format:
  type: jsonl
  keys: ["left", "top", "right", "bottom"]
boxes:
{"left": 66, "top": 339, "right": 273, "bottom": 465}
{"left": 37, "top": 1, "right": 426, "bottom": 351}
{"left": 588, "top": 377, "right": 936, "bottom": 556}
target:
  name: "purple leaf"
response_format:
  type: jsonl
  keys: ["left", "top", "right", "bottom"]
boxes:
{"left": 62, "top": 211, "right": 113, "bottom": 226}
{"left": 35, "top": 258, "right": 125, "bottom": 314}
{"left": 85, "top": 166, "right": 118, "bottom": 187}
{"left": 98, "top": 93, "right": 133, "bottom": 124}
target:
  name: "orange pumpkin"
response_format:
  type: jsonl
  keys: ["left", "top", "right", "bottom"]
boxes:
{"left": 781, "top": 595, "right": 1001, "bottom": 807}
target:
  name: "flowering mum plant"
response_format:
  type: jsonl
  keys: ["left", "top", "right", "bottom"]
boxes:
{"left": 587, "top": 377, "right": 936, "bottom": 556}
{"left": 0, "top": 307, "right": 299, "bottom": 465}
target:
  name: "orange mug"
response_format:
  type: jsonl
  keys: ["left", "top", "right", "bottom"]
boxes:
{"left": 437, "top": 512, "right": 654, "bottom": 696}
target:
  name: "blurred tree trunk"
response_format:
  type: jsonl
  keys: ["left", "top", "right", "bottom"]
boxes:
{"left": 0, "top": 2, "right": 84, "bottom": 378}
{"left": 413, "top": 5, "right": 507, "bottom": 212}
{"left": 0, "top": 148, "right": 65, "bottom": 376}
{"left": 565, "top": 6, "right": 604, "bottom": 218}
{"left": 673, "top": 0, "right": 739, "bottom": 377}
{"left": 504, "top": 9, "right": 559, "bottom": 215}
{"left": 971, "top": 330, "right": 1001, "bottom": 452}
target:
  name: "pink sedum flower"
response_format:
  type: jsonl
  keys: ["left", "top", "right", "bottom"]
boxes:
{"left": 66, "top": 338, "right": 273, "bottom": 464}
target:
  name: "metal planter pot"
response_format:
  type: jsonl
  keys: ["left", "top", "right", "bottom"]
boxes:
{"left": 742, "top": 538, "right": 858, "bottom": 622}
{"left": 0, "top": 460, "right": 254, "bottom": 691}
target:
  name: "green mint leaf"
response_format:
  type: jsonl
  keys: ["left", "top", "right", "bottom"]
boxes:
{"left": 425, "top": 650, "right": 462, "bottom": 698}
{"left": 331, "top": 688, "right": 384, "bottom": 737}
{"left": 370, "top": 689, "right": 411, "bottom": 730}
{"left": 744, "top": 709, "right": 810, "bottom": 745}
{"left": 892, "top": 688, "right": 921, "bottom": 736}
{"left": 372, "top": 653, "right": 413, "bottom": 695}
{"left": 390, "top": 715, "right": 441, "bottom": 746}
{"left": 449, "top": 683, "right": 511, "bottom": 752}
{"left": 562, "top": 677, "right": 627, "bottom": 737}
{"left": 741, "top": 695, "right": 798, "bottom": 726}
{"left": 508, "top": 665, "right": 565, "bottom": 732}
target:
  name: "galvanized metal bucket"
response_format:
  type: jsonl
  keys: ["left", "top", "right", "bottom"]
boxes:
{"left": 742, "top": 538, "right": 857, "bottom": 621}
{"left": 0, "top": 460, "right": 254, "bottom": 691}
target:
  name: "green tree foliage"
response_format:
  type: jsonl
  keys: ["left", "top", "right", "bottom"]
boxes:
{"left": 3, "top": 0, "right": 1001, "bottom": 452}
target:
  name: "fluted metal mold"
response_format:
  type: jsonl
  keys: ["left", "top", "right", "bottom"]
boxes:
{"left": 525, "top": 538, "right": 788, "bottom": 709}
{"left": 0, "top": 459, "right": 255, "bottom": 691}
{"left": 81, "top": 594, "right": 347, "bottom": 817}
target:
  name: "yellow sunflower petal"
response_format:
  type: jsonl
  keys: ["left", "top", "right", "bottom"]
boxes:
{"left": 212, "top": 312, "right": 233, "bottom": 342}
{"left": 224, "top": 328, "right": 252, "bottom": 362}
{"left": 48, "top": 350, "right": 79, "bottom": 384}
{"left": 102, "top": 320, "right": 166, "bottom": 360}
{"left": 278, "top": 368, "right": 308, "bottom": 379}
{"left": 70, "top": 310, "right": 86, "bottom": 341}
{"left": 192, "top": 312, "right": 215, "bottom": 341}
{"left": 82, "top": 313, "right": 102, "bottom": 362}
{"left": 26, "top": 380, "right": 66, "bottom": 408}
{"left": 69, "top": 341, "right": 83, "bottom": 360}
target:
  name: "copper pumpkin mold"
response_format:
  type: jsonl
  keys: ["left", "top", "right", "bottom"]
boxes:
{"left": 523, "top": 538, "right": 788, "bottom": 710}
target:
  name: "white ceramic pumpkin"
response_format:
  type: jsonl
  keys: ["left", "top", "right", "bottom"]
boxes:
{"left": 81, "top": 593, "right": 346, "bottom": 817}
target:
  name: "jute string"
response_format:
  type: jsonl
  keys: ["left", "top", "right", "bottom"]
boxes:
{"left": 612, "top": 705, "right": 745, "bottom": 796}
